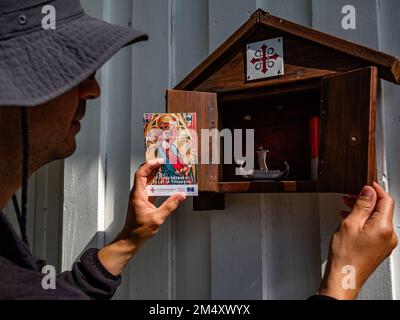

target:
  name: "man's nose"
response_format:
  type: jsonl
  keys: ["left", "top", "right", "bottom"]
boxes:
{"left": 79, "top": 78, "right": 101, "bottom": 100}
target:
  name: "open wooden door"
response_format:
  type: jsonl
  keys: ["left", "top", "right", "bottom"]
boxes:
{"left": 167, "top": 90, "right": 224, "bottom": 210}
{"left": 318, "top": 67, "right": 378, "bottom": 194}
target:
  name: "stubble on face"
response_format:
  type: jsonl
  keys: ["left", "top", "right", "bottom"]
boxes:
{"left": 20, "top": 88, "right": 85, "bottom": 171}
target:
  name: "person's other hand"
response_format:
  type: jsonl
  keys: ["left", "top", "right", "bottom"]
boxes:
{"left": 318, "top": 182, "right": 398, "bottom": 300}
{"left": 119, "top": 158, "right": 186, "bottom": 249}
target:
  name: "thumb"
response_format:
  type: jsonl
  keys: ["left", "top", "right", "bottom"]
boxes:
{"left": 346, "top": 186, "right": 377, "bottom": 226}
{"left": 157, "top": 192, "right": 186, "bottom": 220}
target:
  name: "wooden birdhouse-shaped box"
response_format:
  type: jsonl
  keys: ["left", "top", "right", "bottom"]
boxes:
{"left": 166, "top": 9, "right": 400, "bottom": 211}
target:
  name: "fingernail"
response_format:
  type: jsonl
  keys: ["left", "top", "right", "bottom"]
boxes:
{"left": 360, "top": 187, "right": 373, "bottom": 199}
{"left": 373, "top": 181, "right": 380, "bottom": 188}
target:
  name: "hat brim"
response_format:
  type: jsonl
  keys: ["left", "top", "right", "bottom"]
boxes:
{"left": 0, "top": 14, "right": 148, "bottom": 107}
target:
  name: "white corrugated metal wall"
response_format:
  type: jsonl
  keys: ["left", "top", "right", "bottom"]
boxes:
{"left": 25, "top": 0, "right": 400, "bottom": 300}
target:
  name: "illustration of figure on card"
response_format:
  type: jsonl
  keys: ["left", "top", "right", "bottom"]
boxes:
{"left": 144, "top": 113, "right": 197, "bottom": 188}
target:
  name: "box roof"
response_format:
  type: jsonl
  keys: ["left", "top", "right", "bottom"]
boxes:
{"left": 176, "top": 9, "right": 400, "bottom": 90}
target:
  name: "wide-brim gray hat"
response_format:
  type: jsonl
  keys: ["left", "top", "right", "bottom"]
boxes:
{"left": 0, "top": 0, "right": 148, "bottom": 107}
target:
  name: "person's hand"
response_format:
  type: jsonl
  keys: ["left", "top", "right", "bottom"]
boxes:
{"left": 120, "top": 158, "right": 186, "bottom": 247}
{"left": 98, "top": 159, "right": 186, "bottom": 276}
{"left": 318, "top": 182, "right": 397, "bottom": 299}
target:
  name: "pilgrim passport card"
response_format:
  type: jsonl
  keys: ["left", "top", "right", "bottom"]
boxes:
{"left": 143, "top": 113, "right": 198, "bottom": 196}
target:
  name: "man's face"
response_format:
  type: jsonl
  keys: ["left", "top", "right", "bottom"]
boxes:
{"left": 0, "top": 76, "right": 101, "bottom": 172}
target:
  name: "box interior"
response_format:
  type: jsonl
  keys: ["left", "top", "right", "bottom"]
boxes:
{"left": 220, "top": 89, "right": 321, "bottom": 182}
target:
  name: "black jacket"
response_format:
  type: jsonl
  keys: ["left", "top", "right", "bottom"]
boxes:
{"left": 0, "top": 211, "right": 121, "bottom": 300}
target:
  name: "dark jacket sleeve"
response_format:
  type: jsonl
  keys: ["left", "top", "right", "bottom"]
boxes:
{"left": 57, "top": 248, "right": 121, "bottom": 300}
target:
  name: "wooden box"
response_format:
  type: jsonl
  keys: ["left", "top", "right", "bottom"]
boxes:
{"left": 166, "top": 9, "right": 400, "bottom": 210}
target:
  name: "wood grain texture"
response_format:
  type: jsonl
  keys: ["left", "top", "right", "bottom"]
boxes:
{"left": 376, "top": 0, "right": 400, "bottom": 300}
{"left": 219, "top": 80, "right": 321, "bottom": 102}
{"left": 129, "top": 0, "right": 173, "bottom": 300}
{"left": 176, "top": 13, "right": 258, "bottom": 90}
{"left": 210, "top": 194, "right": 263, "bottom": 299}
{"left": 318, "top": 67, "right": 377, "bottom": 194}
{"left": 262, "top": 193, "right": 321, "bottom": 299}
{"left": 313, "top": 0, "right": 394, "bottom": 301}
{"left": 100, "top": 0, "right": 135, "bottom": 299}
{"left": 259, "top": 10, "right": 400, "bottom": 84}
{"left": 62, "top": 0, "right": 105, "bottom": 272}
{"left": 176, "top": 9, "right": 400, "bottom": 92}
{"left": 171, "top": 0, "right": 212, "bottom": 300}
{"left": 48, "top": 0, "right": 397, "bottom": 301}
{"left": 167, "top": 89, "right": 219, "bottom": 192}
{"left": 195, "top": 26, "right": 344, "bottom": 93}
{"left": 193, "top": 193, "right": 225, "bottom": 211}
{"left": 219, "top": 181, "right": 316, "bottom": 193}
{"left": 208, "top": 0, "right": 264, "bottom": 300}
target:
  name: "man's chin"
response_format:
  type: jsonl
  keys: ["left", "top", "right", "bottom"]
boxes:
{"left": 63, "top": 140, "right": 77, "bottom": 159}
{"left": 65, "top": 142, "right": 77, "bottom": 158}
{"left": 51, "top": 139, "right": 77, "bottom": 161}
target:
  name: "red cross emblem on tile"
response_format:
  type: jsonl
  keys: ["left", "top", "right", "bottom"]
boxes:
{"left": 250, "top": 44, "right": 279, "bottom": 74}
{"left": 246, "top": 37, "right": 284, "bottom": 81}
